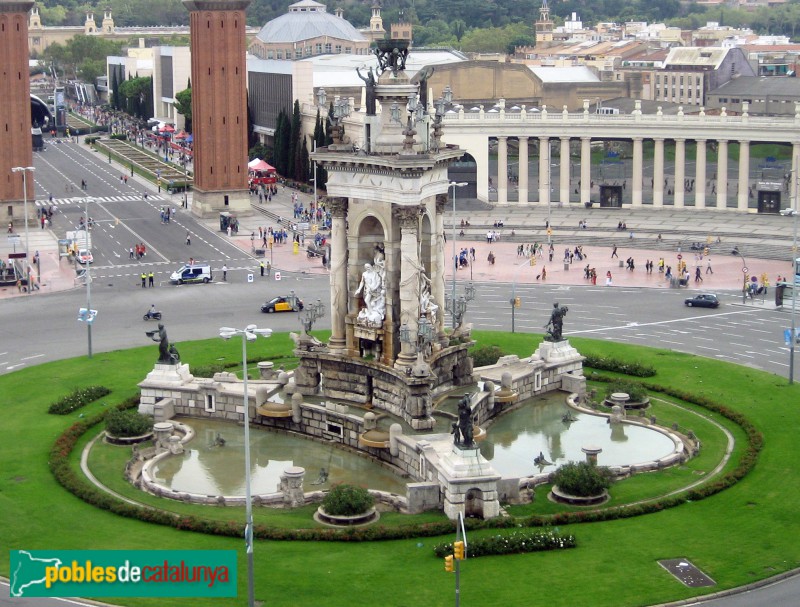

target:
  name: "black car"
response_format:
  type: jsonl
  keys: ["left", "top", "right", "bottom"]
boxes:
{"left": 260, "top": 295, "right": 304, "bottom": 313}
{"left": 684, "top": 293, "right": 720, "bottom": 308}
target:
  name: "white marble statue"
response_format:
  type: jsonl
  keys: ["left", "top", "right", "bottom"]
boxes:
{"left": 354, "top": 262, "right": 386, "bottom": 325}
{"left": 419, "top": 270, "right": 438, "bottom": 326}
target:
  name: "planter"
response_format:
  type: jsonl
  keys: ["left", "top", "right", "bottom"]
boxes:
{"left": 550, "top": 485, "right": 609, "bottom": 506}
{"left": 603, "top": 396, "right": 650, "bottom": 411}
{"left": 104, "top": 430, "right": 153, "bottom": 446}
{"left": 314, "top": 506, "right": 379, "bottom": 527}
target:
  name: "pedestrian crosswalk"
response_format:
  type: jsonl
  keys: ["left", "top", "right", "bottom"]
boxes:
{"left": 35, "top": 194, "right": 167, "bottom": 207}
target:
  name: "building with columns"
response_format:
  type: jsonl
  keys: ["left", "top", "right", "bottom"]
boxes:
{"left": 300, "top": 95, "right": 800, "bottom": 214}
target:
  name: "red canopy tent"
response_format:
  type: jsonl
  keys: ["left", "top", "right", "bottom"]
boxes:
{"left": 248, "top": 158, "right": 275, "bottom": 171}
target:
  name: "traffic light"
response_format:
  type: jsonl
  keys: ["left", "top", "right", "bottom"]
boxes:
{"left": 444, "top": 555, "right": 454, "bottom": 572}
{"left": 546, "top": 228, "right": 552, "bottom": 236}
{"left": 530, "top": 257, "right": 536, "bottom": 266}
{"left": 514, "top": 296, "right": 521, "bottom": 308}
{"left": 703, "top": 247, "right": 709, "bottom": 256}
{"left": 454, "top": 541, "right": 465, "bottom": 560}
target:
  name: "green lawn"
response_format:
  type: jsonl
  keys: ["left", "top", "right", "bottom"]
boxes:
{"left": 2, "top": 331, "right": 799, "bottom": 607}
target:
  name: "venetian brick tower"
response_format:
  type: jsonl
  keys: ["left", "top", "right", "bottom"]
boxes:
{"left": 0, "top": 0, "right": 34, "bottom": 223}
{"left": 183, "top": 0, "right": 251, "bottom": 217}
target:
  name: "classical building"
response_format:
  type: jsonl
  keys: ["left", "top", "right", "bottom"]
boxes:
{"left": 248, "top": 0, "right": 371, "bottom": 60}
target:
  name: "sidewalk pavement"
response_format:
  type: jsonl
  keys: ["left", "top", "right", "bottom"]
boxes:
{"left": 2, "top": 153, "right": 794, "bottom": 302}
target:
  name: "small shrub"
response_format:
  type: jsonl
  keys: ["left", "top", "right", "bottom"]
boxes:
{"left": 105, "top": 409, "right": 152, "bottom": 437}
{"left": 583, "top": 354, "right": 656, "bottom": 377}
{"left": 48, "top": 386, "right": 111, "bottom": 415}
{"left": 552, "top": 461, "right": 613, "bottom": 497}
{"left": 470, "top": 344, "right": 508, "bottom": 367}
{"left": 322, "top": 484, "right": 374, "bottom": 516}
{"left": 84, "top": 136, "right": 100, "bottom": 145}
{"left": 109, "top": 133, "right": 128, "bottom": 140}
{"left": 605, "top": 379, "right": 647, "bottom": 402}
{"left": 433, "top": 529, "right": 576, "bottom": 558}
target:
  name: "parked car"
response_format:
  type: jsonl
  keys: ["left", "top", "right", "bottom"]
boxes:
{"left": 684, "top": 293, "right": 720, "bottom": 308}
{"left": 260, "top": 295, "right": 303, "bottom": 313}
{"left": 76, "top": 249, "right": 93, "bottom": 264}
{"left": 779, "top": 208, "right": 797, "bottom": 216}
{"left": 169, "top": 264, "right": 212, "bottom": 284}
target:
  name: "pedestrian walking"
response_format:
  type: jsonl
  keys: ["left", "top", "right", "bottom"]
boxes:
{"left": 222, "top": 264, "right": 228, "bottom": 281}
{"left": 605, "top": 270, "right": 613, "bottom": 286}
{"left": 260, "top": 261, "right": 265, "bottom": 277}
{"left": 186, "top": 232, "right": 191, "bottom": 245}
{"left": 694, "top": 267, "right": 703, "bottom": 283}
{"left": 141, "top": 272, "right": 147, "bottom": 288}
{"left": 148, "top": 271, "right": 154, "bottom": 287}
{"left": 611, "top": 245, "right": 618, "bottom": 259}
{"left": 706, "top": 258, "right": 713, "bottom": 274}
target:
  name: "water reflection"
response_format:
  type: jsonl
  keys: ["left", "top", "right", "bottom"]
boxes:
{"left": 480, "top": 393, "right": 675, "bottom": 478}
{"left": 151, "top": 394, "right": 676, "bottom": 498}
{"left": 152, "top": 418, "right": 409, "bottom": 496}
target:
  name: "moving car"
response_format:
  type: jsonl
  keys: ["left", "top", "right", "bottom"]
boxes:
{"left": 260, "top": 295, "right": 303, "bottom": 313}
{"left": 684, "top": 293, "right": 719, "bottom": 308}
{"left": 76, "top": 249, "right": 93, "bottom": 264}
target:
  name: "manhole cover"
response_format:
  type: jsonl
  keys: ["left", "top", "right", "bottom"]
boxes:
{"left": 658, "top": 558, "right": 716, "bottom": 588}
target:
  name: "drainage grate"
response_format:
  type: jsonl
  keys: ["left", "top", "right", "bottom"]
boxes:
{"left": 658, "top": 558, "right": 716, "bottom": 588}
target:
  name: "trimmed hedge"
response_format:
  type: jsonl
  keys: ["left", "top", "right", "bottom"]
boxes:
{"left": 583, "top": 354, "right": 656, "bottom": 377}
{"left": 433, "top": 529, "right": 576, "bottom": 558}
{"left": 48, "top": 385, "right": 111, "bottom": 415}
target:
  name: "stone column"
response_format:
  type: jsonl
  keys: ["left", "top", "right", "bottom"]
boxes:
{"left": 632, "top": 137, "right": 643, "bottom": 206}
{"left": 497, "top": 136, "right": 508, "bottom": 205}
{"left": 538, "top": 137, "right": 550, "bottom": 207}
{"left": 395, "top": 206, "right": 421, "bottom": 368}
{"left": 717, "top": 140, "right": 728, "bottom": 209}
{"left": 695, "top": 140, "right": 707, "bottom": 209}
{"left": 433, "top": 195, "right": 447, "bottom": 335}
{"left": 653, "top": 138, "right": 664, "bottom": 207}
{"left": 738, "top": 140, "right": 750, "bottom": 212}
{"left": 518, "top": 136, "right": 529, "bottom": 205}
{"left": 328, "top": 197, "right": 348, "bottom": 352}
{"left": 674, "top": 139, "right": 686, "bottom": 208}
{"left": 560, "top": 137, "right": 571, "bottom": 205}
{"left": 580, "top": 137, "right": 591, "bottom": 204}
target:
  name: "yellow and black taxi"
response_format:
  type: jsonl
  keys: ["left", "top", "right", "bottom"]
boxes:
{"left": 260, "top": 295, "right": 304, "bottom": 313}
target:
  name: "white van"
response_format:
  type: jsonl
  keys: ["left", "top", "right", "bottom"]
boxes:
{"left": 170, "top": 264, "right": 212, "bottom": 284}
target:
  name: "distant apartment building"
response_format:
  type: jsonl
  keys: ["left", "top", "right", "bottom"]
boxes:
{"left": 653, "top": 46, "right": 756, "bottom": 106}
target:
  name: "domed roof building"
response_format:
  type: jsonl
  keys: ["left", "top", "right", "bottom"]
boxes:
{"left": 250, "top": 0, "right": 372, "bottom": 60}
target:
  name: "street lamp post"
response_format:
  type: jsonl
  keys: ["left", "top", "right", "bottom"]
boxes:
{"left": 733, "top": 249, "right": 748, "bottom": 304}
{"left": 11, "top": 166, "right": 36, "bottom": 295}
{"left": 219, "top": 324, "right": 273, "bottom": 607}
{"left": 449, "top": 181, "right": 468, "bottom": 328}
{"left": 84, "top": 197, "right": 95, "bottom": 357}
{"left": 789, "top": 164, "right": 798, "bottom": 384}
